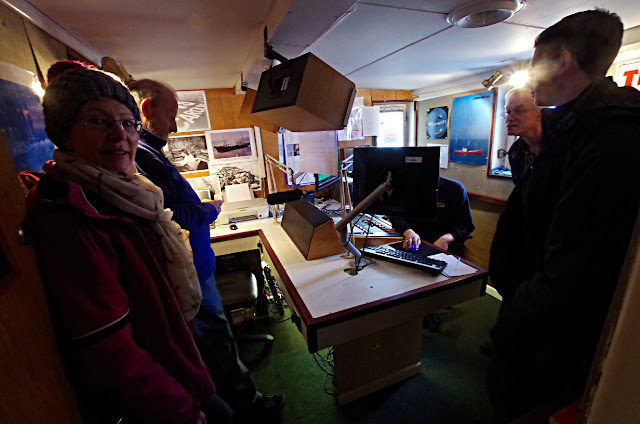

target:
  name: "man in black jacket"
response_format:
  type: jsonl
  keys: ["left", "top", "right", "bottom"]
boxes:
{"left": 488, "top": 9, "right": 640, "bottom": 422}
{"left": 389, "top": 176, "right": 474, "bottom": 254}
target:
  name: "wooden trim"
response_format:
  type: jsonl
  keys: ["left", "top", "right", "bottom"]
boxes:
{"left": 371, "top": 100, "right": 413, "bottom": 104}
{"left": 468, "top": 192, "right": 507, "bottom": 206}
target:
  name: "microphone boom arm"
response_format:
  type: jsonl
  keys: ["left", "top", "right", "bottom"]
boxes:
{"left": 334, "top": 172, "right": 392, "bottom": 269}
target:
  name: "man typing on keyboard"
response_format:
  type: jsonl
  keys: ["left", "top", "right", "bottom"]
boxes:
{"left": 389, "top": 177, "right": 474, "bottom": 254}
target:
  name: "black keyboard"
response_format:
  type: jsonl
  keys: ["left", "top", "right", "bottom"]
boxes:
{"left": 361, "top": 244, "right": 447, "bottom": 275}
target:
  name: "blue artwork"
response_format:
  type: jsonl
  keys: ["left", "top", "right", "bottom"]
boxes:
{"left": 0, "top": 78, "right": 54, "bottom": 173}
{"left": 426, "top": 106, "right": 448, "bottom": 139}
{"left": 449, "top": 91, "right": 495, "bottom": 165}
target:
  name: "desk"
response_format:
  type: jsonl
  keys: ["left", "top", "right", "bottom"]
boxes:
{"left": 210, "top": 218, "right": 488, "bottom": 404}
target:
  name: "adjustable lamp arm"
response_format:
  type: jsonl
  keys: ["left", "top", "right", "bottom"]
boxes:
{"left": 265, "top": 154, "right": 296, "bottom": 190}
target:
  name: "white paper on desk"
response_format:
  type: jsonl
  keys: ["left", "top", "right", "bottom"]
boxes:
{"left": 224, "top": 183, "right": 252, "bottom": 202}
{"left": 432, "top": 253, "right": 477, "bottom": 277}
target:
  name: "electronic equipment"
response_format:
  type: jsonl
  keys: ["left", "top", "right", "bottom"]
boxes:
{"left": 353, "top": 214, "right": 398, "bottom": 236}
{"left": 361, "top": 242, "right": 447, "bottom": 275}
{"left": 281, "top": 199, "right": 344, "bottom": 260}
{"left": 352, "top": 147, "right": 440, "bottom": 220}
{"left": 315, "top": 173, "right": 340, "bottom": 191}
{"left": 216, "top": 198, "right": 270, "bottom": 224}
{"left": 251, "top": 53, "right": 356, "bottom": 132}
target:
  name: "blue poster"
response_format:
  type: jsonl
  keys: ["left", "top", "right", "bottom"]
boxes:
{"left": 449, "top": 91, "right": 494, "bottom": 165}
{"left": 426, "top": 106, "right": 448, "bottom": 139}
{"left": 0, "top": 77, "right": 54, "bottom": 173}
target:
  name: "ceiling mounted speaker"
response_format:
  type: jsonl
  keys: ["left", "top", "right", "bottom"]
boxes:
{"left": 447, "top": 0, "right": 522, "bottom": 28}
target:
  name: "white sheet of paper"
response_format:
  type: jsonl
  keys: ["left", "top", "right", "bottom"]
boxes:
{"left": 426, "top": 143, "right": 449, "bottom": 169}
{"left": 363, "top": 106, "right": 380, "bottom": 136}
{"left": 224, "top": 183, "right": 252, "bottom": 202}
{"left": 431, "top": 253, "right": 477, "bottom": 277}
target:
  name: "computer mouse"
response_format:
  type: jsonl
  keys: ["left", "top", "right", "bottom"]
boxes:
{"left": 410, "top": 243, "right": 418, "bottom": 251}
{"left": 230, "top": 224, "right": 238, "bottom": 230}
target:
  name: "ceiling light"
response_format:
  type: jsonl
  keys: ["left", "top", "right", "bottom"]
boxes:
{"left": 482, "top": 71, "right": 503, "bottom": 90}
{"left": 447, "top": 1, "right": 521, "bottom": 28}
{"left": 508, "top": 70, "right": 529, "bottom": 87}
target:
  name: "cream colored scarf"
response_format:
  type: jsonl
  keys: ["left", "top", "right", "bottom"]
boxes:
{"left": 53, "top": 150, "right": 202, "bottom": 321}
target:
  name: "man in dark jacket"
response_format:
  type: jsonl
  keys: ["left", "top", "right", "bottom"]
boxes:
{"left": 389, "top": 176, "right": 474, "bottom": 254}
{"left": 488, "top": 9, "right": 640, "bottom": 422}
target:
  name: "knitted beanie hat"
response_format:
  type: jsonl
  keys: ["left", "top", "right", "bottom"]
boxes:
{"left": 42, "top": 68, "right": 140, "bottom": 149}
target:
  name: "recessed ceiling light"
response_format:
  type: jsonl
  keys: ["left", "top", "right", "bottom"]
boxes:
{"left": 447, "top": 0, "right": 522, "bottom": 28}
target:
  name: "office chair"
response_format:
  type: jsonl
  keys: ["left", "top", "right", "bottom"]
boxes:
{"left": 216, "top": 270, "right": 274, "bottom": 349}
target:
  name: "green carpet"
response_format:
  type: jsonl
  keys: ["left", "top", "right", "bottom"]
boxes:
{"left": 238, "top": 294, "right": 501, "bottom": 424}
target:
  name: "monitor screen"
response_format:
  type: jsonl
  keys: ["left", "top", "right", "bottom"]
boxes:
{"left": 315, "top": 173, "right": 341, "bottom": 191}
{"left": 352, "top": 147, "right": 439, "bottom": 220}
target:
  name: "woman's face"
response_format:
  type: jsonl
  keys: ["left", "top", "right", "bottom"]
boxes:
{"left": 65, "top": 98, "right": 140, "bottom": 173}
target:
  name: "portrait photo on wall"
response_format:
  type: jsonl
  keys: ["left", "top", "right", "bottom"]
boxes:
{"left": 164, "top": 134, "right": 210, "bottom": 174}
{"left": 449, "top": 91, "right": 495, "bottom": 165}
{"left": 426, "top": 106, "right": 448, "bottom": 139}
{"left": 205, "top": 127, "right": 257, "bottom": 163}
{"left": 176, "top": 90, "right": 211, "bottom": 132}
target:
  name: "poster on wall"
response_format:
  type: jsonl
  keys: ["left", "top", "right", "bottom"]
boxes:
{"left": 448, "top": 91, "right": 495, "bottom": 165}
{"left": 164, "top": 134, "right": 210, "bottom": 174}
{"left": 614, "top": 57, "right": 640, "bottom": 90}
{"left": 176, "top": 90, "right": 211, "bottom": 132}
{"left": 426, "top": 106, "right": 448, "bottom": 139}
{"left": 0, "top": 63, "right": 54, "bottom": 173}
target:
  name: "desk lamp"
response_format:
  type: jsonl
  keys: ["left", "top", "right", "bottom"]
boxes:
{"left": 264, "top": 154, "right": 303, "bottom": 221}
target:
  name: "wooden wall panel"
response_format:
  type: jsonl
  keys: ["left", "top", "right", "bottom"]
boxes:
{"left": 0, "top": 133, "right": 82, "bottom": 423}
{"left": 24, "top": 20, "right": 68, "bottom": 83}
{"left": 0, "top": 3, "right": 38, "bottom": 76}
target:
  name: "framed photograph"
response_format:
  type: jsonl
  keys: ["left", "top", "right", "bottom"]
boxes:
{"left": 164, "top": 134, "right": 210, "bottom": 174}
{"left": 205, "top": 128, "right": 257, "bottom": 164}
{"left": 176, "top": 90, "right": 211, "bottom": 132}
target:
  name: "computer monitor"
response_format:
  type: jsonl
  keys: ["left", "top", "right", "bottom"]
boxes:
{"left": 315, "top": 173, "right": 340, "bottom": 191}
{"left": 351, "top": 146, "right": 439, "bottom": 220}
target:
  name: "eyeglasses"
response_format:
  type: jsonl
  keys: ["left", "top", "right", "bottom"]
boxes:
{"left": 500, "top": 107, "right": 535, "bottom": 119}
{"left": 79, "top": 116, "right": 142, "bottom": 134}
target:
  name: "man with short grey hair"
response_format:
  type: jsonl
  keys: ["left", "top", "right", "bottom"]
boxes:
{"left": 503, "top": 87, "right": 542, "bottom": 184}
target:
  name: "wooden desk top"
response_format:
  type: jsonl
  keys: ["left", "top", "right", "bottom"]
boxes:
{"left": 211, "top": 218, "right": 488, "bottom": 351}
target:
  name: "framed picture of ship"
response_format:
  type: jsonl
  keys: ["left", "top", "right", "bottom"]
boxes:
{"left": 205, "top": 128, "right": 257, "bottom": 164}
{"left": 449, "top": 90, "right": 495, "bottom": 165}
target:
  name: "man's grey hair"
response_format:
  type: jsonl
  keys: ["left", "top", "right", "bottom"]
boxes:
{"left": 127, "top": 79, "right": 176, "bottom": 107}
{"left": 505, "top": 87, "right": 539, "bottom": 109}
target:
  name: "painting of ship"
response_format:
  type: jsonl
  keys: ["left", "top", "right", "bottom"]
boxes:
{"left": 453, "top": 147, "right": 483, "bottom": 154}
{"left": 214, "top": 141, "right": 251, "bottom": 153}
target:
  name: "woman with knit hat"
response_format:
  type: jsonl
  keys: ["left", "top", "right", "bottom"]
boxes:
{"left": 21, "top": 68, "right": 232, "bottom": 424}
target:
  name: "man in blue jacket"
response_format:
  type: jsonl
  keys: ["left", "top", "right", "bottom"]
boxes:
{"left": 129, "top": 79, "right": 283, "bottom": 421}
{"left": 488, "top": 9, "right": 640, "bottom": 422}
